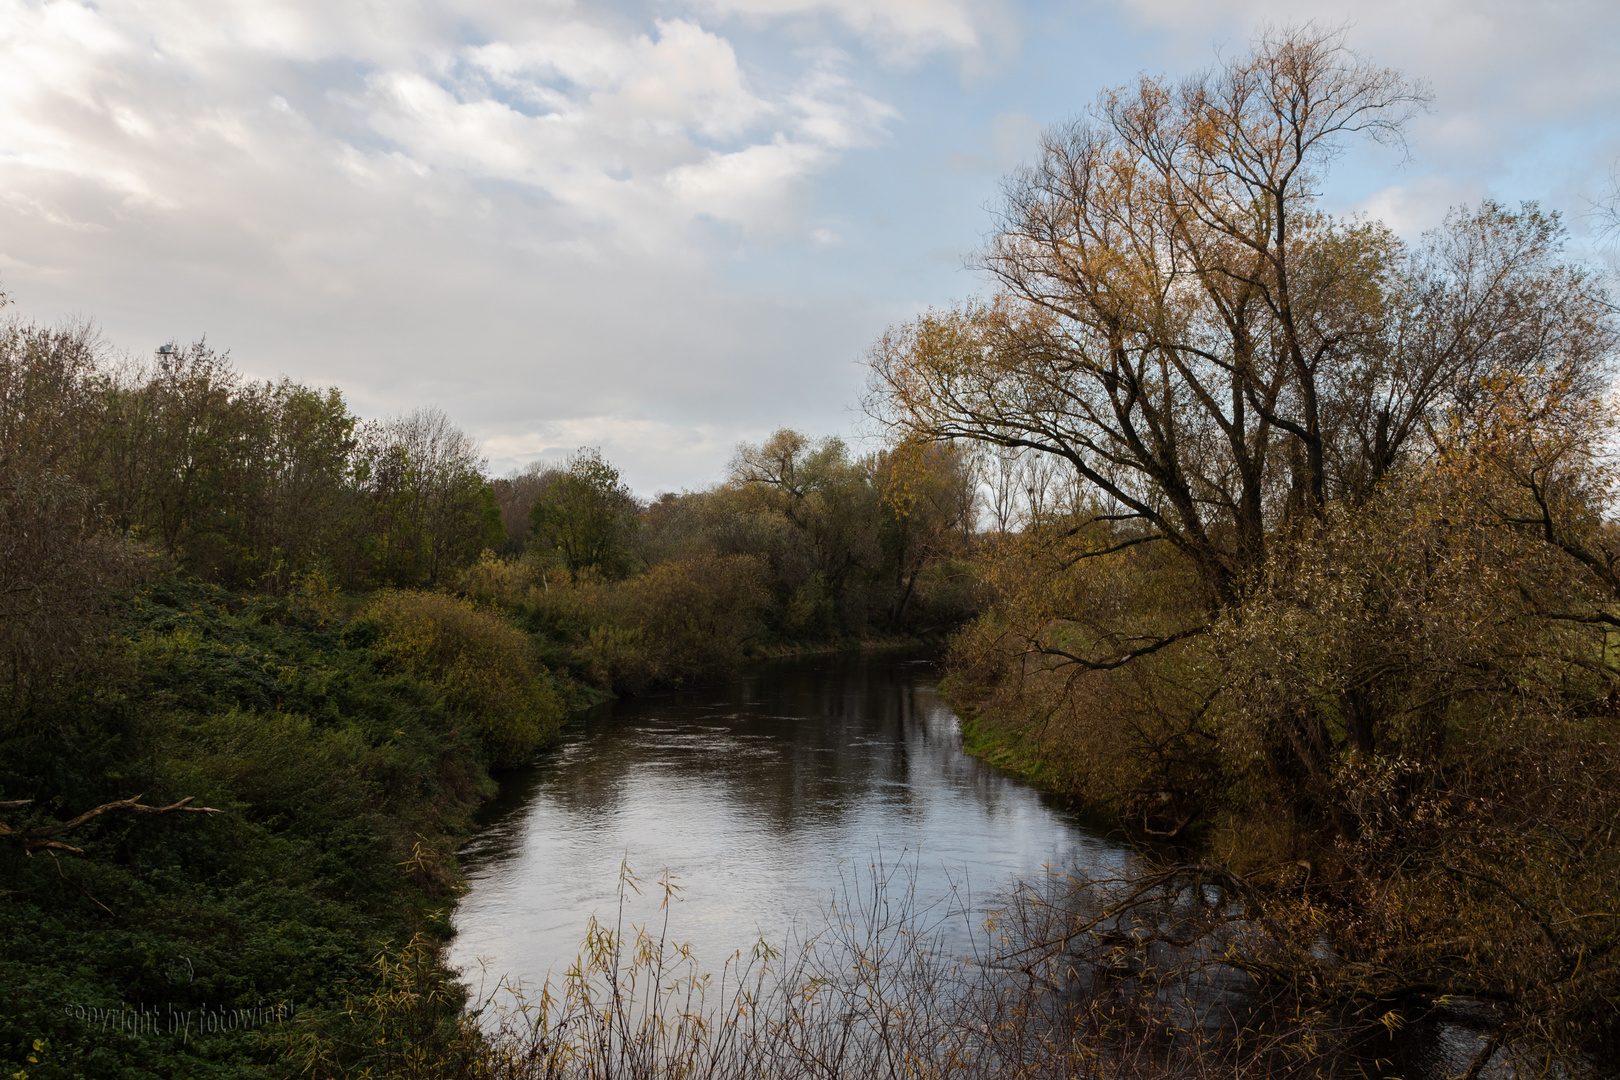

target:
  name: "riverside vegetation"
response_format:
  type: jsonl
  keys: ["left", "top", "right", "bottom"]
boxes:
{"left": 5, "top": 23, "right": 1619, "bottom": 1080}
{"left": 0, "top": 317, "right": 976, "bottom": 1076}
{"left": 868, "top": 26, "right": 1620, "bottom": 1079}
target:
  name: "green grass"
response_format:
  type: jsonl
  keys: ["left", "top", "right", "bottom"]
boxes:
{"left": 0, "top": 580, "right": 516, "bottom": 1079}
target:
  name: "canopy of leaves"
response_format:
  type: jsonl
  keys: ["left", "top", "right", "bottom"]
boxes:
{"left": 529, "top": 447, "right": 641, "bottom": 578}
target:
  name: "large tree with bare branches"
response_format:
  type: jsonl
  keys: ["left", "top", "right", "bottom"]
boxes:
{"left": 869, "top": 30, "right": 1620, "bottom": 1060}
{"left": 870, "top": 27, "right": 1609, "bottom": 638}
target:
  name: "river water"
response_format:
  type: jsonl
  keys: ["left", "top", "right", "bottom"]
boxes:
{"left": 446, "top": 651, "right": 1512, "bottom": 1079}
{"left": 448, "top": 650, "right": 1127, "bottom": 999}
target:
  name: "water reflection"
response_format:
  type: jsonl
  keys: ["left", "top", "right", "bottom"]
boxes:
{"left": 449, "top": 651, "right": 1128, "bottom": 993}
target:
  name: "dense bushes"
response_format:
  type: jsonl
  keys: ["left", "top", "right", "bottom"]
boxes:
{"left": 456, "top": 550, "right": 769, "bottom": 693}
{"left": 0, "top": 579, "right": 522, "bottom": 1078}
{"left": 528, "top": 552, "right": 768, "bottom": 692}
{"left": 363, "top": 590, "right": 567, "bottom": 767}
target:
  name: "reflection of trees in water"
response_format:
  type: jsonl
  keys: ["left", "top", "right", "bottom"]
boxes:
{"left": 533, "top": 654, "right": 926, "bottom": 831}
{"left": 495, "top": 653, "right": 1045, "bottom": 841}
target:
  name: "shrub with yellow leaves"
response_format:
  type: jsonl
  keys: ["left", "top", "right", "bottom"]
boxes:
{"left": 365, "top": 590, "right": 566, "bottom": 767}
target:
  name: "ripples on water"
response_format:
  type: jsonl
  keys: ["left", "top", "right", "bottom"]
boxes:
{"left": 448, "top": 650, "right": 1129, "bottom": 994}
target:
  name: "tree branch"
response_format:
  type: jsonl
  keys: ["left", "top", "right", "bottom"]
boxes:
{"left": 0, "top": 795, "right": 223, "bottom": 856}
{"left": 1037, "top": 623, "right": 1209, "bottom": 672}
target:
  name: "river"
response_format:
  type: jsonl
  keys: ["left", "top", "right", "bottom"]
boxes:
{"left": 446, "top": 650, "right": 1510, "bottom": 1079}
{"left": 447, "top": 649, "right": 1127, "bottom": 1000}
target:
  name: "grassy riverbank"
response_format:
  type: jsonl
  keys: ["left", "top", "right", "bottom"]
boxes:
{"left": 0, "top": 581, "right": 516, "bottom": 1077}
{"left": 953, "top": 708, "right": 1058, "bottom": 793}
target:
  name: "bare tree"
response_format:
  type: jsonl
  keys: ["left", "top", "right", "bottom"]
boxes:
{"left": 873, "top": 28, "right": 1430, "bottom": 612}
{"left": 493, "top": 461, "right": 562, "bottom": 552}
{"left": 0, "top": 321, "right": 144, "bottom": 705}
{"left": 359, "top": 407, "right": 502, "bottom": 585}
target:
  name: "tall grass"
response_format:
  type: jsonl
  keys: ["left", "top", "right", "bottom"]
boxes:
{"left": 285, "top": 858, "right": 1454, "bottom": 1080}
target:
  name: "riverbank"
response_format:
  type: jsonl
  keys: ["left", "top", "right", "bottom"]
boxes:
{"left": 0, "top": 572, "right": 969, "bottom": 1079}
{"left": 0, "top": 580, "right": 518, "bottom": 1078}
{"left": 954, "top": 708, "right": 1061, "bottom": 793}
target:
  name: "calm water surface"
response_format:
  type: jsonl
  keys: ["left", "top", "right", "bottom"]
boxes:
{"left": 448, "top": 651, "right": 1507, "bottom": 1078}
{"left": 448, "top": 651, "right": 1127, "bottom": 993}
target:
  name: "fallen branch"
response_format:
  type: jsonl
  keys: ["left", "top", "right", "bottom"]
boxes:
{"left": 0, "top": 795, "right": 223, "bottom": 855}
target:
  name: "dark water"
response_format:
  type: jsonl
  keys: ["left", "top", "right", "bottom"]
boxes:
{"left": 448, "top": 650, "right": 1127, "bottom": 996}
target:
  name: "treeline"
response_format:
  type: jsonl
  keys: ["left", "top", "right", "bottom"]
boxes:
{"left": 871, "top": 28, "right": 1620, "bottom": 1075}
{"left": 2, "top": 327, "right": 501, "bottom": 599}
{"left": 2, "top": 322, "right": 978, "bottom": 704}
{"left": 478, "top": 432, "right": 977, "bottom": 691}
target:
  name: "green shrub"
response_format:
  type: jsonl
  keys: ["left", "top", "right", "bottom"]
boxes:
{"left": 364, "top": 590, "right": 565, "bottom": 767}
{"left": 511, "top": 553, "right": 766, "bottom": 693}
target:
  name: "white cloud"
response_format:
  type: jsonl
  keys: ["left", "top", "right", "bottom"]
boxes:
{"left": 0, "top": 2, "right": 893, "bottom": 265}
{"left": 989, "top": 111, "right": 1041, "bottom": 170}
{"left": 1353, "top": 175, "right": 1489, "bottom": 240}
{"left": 0, "top": 0, "right": 904, "bottom": 489}
{"left": 695, "top": 0, "right": 1018, "bottom": 69}
{"left": 946, "top": 109, "right": 1041, "bottom": 174}
{"left": 480, "top": 415, "right": 745, "bottom": 494}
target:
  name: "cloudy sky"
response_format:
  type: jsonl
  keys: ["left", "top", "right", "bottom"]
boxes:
{"left": 2, "top": 0, "right": 1617, "bottom": 493}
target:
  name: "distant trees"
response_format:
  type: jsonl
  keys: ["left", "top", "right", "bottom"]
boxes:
{"left": 871, "top": 440, "right": 977, "bottom": 628}
{"left": 357, "top": 408, "right": 503, "bottom": 587}
{"left": 0, "top": 326, "right": 504, "bottom": 598}
{"left": 0, "top": 300, "right": 989, "bottom": 723}
{"left": 65, "top": 340, "right": 363, "bottom": 588}
{"left": 470, "top": 430, "right": 982, "bottom": 692}
{"left": 472, "top": 431, "right": 978, "bottom": 695}
{"left": 715, "top": 429, "right": 977, "bottom": 636}
{"left": 728, "top": 431, "right": 882, "bottom": 634}
{"left": 492, "top": 462, "right": 559, "bottom": 553}
{"left": 529, "top": 448, "right": 641, "bottom": 578}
